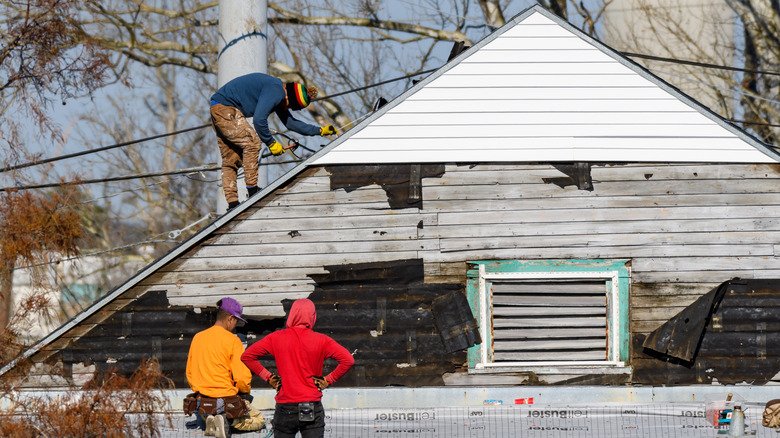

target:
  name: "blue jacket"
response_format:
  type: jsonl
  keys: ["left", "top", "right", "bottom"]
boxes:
{"left": 211, "top": 73, "right": 320, "bottom": 145}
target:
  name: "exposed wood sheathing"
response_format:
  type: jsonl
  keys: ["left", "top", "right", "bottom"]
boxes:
{"left": 13, "top": 162, "right": 780, "bottom": 388}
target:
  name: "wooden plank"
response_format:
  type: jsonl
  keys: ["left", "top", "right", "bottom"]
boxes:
{"left": 632, "top": 282, "right": 721, "bottom": 296}
{"left": 423, "top": 193, "right": 780, "bottom": 212}
{"left": 493, "top": 306, "right": 606, "bottom": 316}
{"left": 422, "top": 218, "right": 780, "bottom": 240}
{"left": 440, "top": 231, "right": 780, "bottom": 251}
{"left": 424, "top": 179, "right": 780, "bottom": 199}
{"left": 142, "top": 268, "right": 326, "bottom": 284}
{"left": 631, "top": 270, "right": 760, "bottom": 283}
{"left": 493, "top": 295, "right": 605, "bottom": 307}
{"left": 494, "top": 351, "right": 607, "bottom": 361}
{"left": 494, "top": 317, "right": 605, "bottom": 328}
{"left": 493, "top": 326, "right": 607, "bottom": 340}
{"left": 192, "top": 239, "right": 439, "bottom": 258}
{"left": 496, "top": 339, "right": 606, "bottom": 351}
{"left": 222, "top": 213, "right": 437, "bottom": 234}
{"left": 208, "top": 227, "right": 421, "bottom": 246}
{"left": 492, "top": 282, "right": 606, "bottom": 294}
{"left": 147, "top": 251, "right": 420, "bottom": 272}
{"left": 436, "top": 205, "right": 780, "bottom": 226}
{"left": 634, "top": 257, "right": 780, "bottom": 272}
{"left": 425, "top": 164, "right": 780, "bottom": 184}
{"left": 494, "top": 327, "right": 606, "bottom": 339}
{"left": 422, "top": 247, "right": 776, "bottom": 265}
{"left": 631, "top": 294, "right": 700, "bottom": 308}
{"left": 632, "top": 306, "right": 689, "bottom": 321}
{"left": 242, "top": 203, "right": 408, "bottom": 219}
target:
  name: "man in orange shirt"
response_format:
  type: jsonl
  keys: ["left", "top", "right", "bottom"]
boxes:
{"left": 186, "top": 297, "right": 252, "bottom": 438}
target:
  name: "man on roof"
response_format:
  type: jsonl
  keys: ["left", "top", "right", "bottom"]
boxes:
{"left": 210, "top": 73, "right": 339, "bottom": 210}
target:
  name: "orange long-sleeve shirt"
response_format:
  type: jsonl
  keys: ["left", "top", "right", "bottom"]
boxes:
{"left": 186, "top": 325, "right": 252, "bottom": 398}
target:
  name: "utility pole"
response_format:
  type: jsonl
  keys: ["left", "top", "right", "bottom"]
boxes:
{"left": 216, "top": 0, "right": 268, "bottom": 214}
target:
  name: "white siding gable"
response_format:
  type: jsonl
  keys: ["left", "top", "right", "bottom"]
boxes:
{"left": 313, "top": 10, "right": 777, "bottom": 165}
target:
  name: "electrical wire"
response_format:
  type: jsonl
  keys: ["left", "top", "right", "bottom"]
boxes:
{"left": 622, "top": 52, "right": 780, "bottom": 78}
{"left": 647, "top": 66, "right": 780, "bottom": 107}
{"left": 311, "top": 68, "right": 437, "bottom": 101}
{"left": 0, "top": 160, "right": 303, "bottom": 192}
{"left": 1, "top": 124, "right": 210, "bottom": 173}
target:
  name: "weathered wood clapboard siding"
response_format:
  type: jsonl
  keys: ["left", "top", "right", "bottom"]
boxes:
{"left": 138, "top": 162, "right": 780, "bottom": 338}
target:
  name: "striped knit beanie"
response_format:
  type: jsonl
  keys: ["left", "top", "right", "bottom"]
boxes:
{"left": 285, "top": 82, "right": 317, "bottom": 110}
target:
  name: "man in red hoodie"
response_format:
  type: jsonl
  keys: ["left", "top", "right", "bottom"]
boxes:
{"left": 241, "top": 298, "right": 354, "bottom": 438}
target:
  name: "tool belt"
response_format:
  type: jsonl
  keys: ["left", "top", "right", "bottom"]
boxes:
{"left": 183, "top": 393, "right": 251, "bottom": 419}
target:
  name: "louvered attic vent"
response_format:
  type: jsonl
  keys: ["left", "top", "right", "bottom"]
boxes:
{"left": 491, "top": 280, "right": 607, "bottom": 363}
{"left": 467, "top": 260, "right": 630, "bottom": 372}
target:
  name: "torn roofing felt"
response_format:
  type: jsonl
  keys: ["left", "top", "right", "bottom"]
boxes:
{"left": 642, "top": 281, "right": 730, "bottom": 362}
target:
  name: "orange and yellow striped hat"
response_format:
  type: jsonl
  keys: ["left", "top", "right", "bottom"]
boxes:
{"left": 285, "top": 82, "right": 316, "bottom": 110}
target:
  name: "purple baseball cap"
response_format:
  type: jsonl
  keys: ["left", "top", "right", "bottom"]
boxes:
{"left": 218, "top": 297, "right": 247, "bottom": 323}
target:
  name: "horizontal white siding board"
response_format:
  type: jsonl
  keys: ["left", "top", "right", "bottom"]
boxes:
{"left": 387, "top": 99, "right": 686, "bottom": 114}
{"left": 460, "top": 49, "right": 621, "bottom": 64}
{"left": 328, "top": 138, "right": 763, "bottom": 153}
{"left": 372, "top": 111, "right": 718, "bottom": 126}
{"left": 314, "top": 149, "right": 776, "bottom": 164}
{"left": 446, "top": 62, "right": 638, "bottom": 76}
{"left": 408, "top": 87, "right": 681, "bottom": 101}
{"left": 474, "top": 36, "right": 602, "bottom": 51}
{"left": 355, "top": 124, "right": 736, "bottom": 139}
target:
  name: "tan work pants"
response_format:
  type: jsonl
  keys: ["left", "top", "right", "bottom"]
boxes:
{"left": 210, "top": 103, "right": 262, "bottom": 204}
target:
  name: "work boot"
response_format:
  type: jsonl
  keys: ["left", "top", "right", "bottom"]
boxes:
{"left": 213, "top": 414, "right": 229, "bottom": 438}
{"left": 204, "top": 415, "right": 216, "bottom": 436}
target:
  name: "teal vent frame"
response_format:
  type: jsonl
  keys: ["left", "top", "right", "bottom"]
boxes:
{"left": 466, "top": 259, "right": 630, "bottom": 371}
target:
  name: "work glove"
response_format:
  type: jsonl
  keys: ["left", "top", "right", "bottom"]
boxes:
{"left": 268, "top": 374, "right": 282, "bottom": 392}
{"left": 319, "top": 125, "right": 338, "bottom": 136}
{"left": 312, "top": 376, "right": 329, "bottom": 391}
{"left": 268, "top": 141, "right": 284, "bottom": 156}
{"left": 246, "top": 186, "right": 258, "bottom": 196}
{"left": 238, "top": 391, "right": 254, "bottom": 403}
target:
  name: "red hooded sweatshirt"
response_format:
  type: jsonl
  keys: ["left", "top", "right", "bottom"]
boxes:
{"left": 240, "top": 299, "right": 354, "bottom": 403}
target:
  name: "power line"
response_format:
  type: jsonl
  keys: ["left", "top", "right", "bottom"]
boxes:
{"left": 0, "top": 160, "right": 303, "bottom": 192}
{"left": 312, "top": 68, "right": 437, "bottom": 101}
{"left": 0, "top": 165, "right": 219, "bottom": 192}
{"left": 1, "top": 124, "right": 210, "bottom": 173}
{"left": 622, "top": 52, "right": 780, "bottom": 78}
